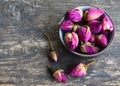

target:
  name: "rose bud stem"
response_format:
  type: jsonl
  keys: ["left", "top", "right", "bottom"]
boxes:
{"left": 85, "top": 60, "right": 96, "bottom": 70}
{"left": 47, "top": 66, "right": 54, "bottom": 74}
{"left": 44, "top": 33, "right": 58, "bottom": 62}
{"left": 44, "top": 33, "right": 55, "bottom": 51}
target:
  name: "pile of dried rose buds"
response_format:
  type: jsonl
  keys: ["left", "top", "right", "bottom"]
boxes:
{"left": 60, "top": 7, "right": 114, "bottom": 54}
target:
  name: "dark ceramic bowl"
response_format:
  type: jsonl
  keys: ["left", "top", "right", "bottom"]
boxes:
{"left": 59, "top": 6, "right": 115, "bottom": 58}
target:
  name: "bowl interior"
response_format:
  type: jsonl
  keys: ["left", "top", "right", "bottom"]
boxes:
{"left": 59, "top": 6, "right": 115, "bottom": 57}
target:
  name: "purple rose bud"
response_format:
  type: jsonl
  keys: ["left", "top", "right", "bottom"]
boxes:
{"left": 64, "top": 32, "right": 79, "bottom": 50}
{"left": 89, "top": 34, "right": 95, "bottom": 43}
{"left": 60, "top": 20, "right": 74, "bottom": 31}
{"left": 77, "top": 25, "right": 91, "bottom": 42}
{"left": 49, "top": 51, "right": 58, "bottom": 62}
{"left": 84, "top": 7, "right": 104, "bottom": 21}
{"left": 101, "top": 30, "right": 109, "bottom": 36}
{"left": 102, "top": 14, "right": 113, "bottom": 31}
{"left": 80, "top": 42, "right": 99, "bottom": 54}
{"left": 68, "top": 8, "right": 83, "bottom": 22}
{"left": 69, "top": 63, "right": 86, "bottom": 77}
{"left": 44, "top": 33, "right": 59, "bottom": 62}
{"left": 69, "top": 61, "right": 96, "bottom": 77}
{"left": 96, "top": 34, "right": 108, "bottom": 47}
{"left": 88, "top": 20, "right": 102, "bottom": 34}
{"left": 53, "top": 69, "right": 67, "bottom": 82}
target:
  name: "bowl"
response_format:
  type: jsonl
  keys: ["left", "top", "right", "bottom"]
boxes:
{"left": 59, "top": 6, "right": 115, "bottom": 58}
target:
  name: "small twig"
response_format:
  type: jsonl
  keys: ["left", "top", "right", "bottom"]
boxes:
{"left": 47, "top": 66, "right": 54, "bottom": 74}
{"left": 44, "top": 33, "right": 55, "bottom": 51}
{"left": 86, "top": 61, "right": 96, "bottom": 68}
{"left": 85, "top": 59, "right": 96, "bottom": 70}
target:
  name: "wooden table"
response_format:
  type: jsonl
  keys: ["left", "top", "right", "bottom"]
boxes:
{"left": 0, "top": 0, "right": 120, "bottom": 86}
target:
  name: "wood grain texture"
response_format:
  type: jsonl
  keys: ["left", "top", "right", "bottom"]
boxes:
{"left": 0, "top": 0, "right": 120, "bottom": 86}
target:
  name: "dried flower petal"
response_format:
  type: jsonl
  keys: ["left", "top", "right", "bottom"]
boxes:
{"left": 96, "top": 34, "right": 108, "bottom": 47}
{"left": 88, "top": 20, "right": 102, "bottom": 34}
{"left": 64, "top": 32, "right": 79, "bottom": 50}
{"left": 77, "top": 25, "right": 91, "bottom": 42}
{"left": 49, "top": 51, "right": 58, "bottom": 62}
{"left": 60, "top": 20, "right": 74, "bottom": 31}
{"left": 68, "top": 8, "right": 83, "bottom": 22}
{"left": 69, "top": 63, "right": 86, "bottom": 77}
{"left": 84, "top": 7, "right": 104, "bottom": 21}
{"left": 80, "top": 42, "right": 99, "bottom": 54}
{"left": 53, "top": 69, "right": 67, "bottom": 82}
{"left": 102, "top": 14, "right": 113, "bottom": 31}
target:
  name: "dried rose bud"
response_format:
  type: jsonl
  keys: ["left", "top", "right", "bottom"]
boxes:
{"left": 64, "top": 32, "right": 79, "bottom": 50}
{"left": 53, "top": 69, "right": 67, "bottom": 82}
{"left": 84, "top": 7, "right": 104, "bottom": 21}
{"left": 101, "top": 30, "right": 109, "bottom": 36}
{"left": 96, "top": 34, "right": 108, "bottom": 47}
{"left": 77, "top": 25, "right": 91, "bottom": 42}
{"left": 69, "top": 61, "right": 96, "bottom": 77}
{"left": 102, "top": 14, "right": 113, "bottom": 31}
{"left": 89, "top": 34, "right": 95, "bottom": 43}
{"left": 60, "top": 20, "right": 74, "bottom": 31}
{"left": 44, "top": 33, "right": 58, "bottom": 62}
{"left": 67, "top": 8, "right": 83, "bottom": 22}
{"left": 69, "top": 63, "right": 86, "bottom": 77}
{"left": 47, "top": 66, "right": 67, "bottom": 82}
{"left": 88, "top": 20, "right": 102, "bottom": 34}
{"left": 80, "top": 42, "right": 99, "bottom": 54}
{"left": 49, "top": 51, "right": 58, "bottom": 62}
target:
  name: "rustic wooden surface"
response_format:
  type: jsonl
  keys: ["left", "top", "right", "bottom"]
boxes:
{"left": 0, "top": 0, "right": 120, "bottom": 86}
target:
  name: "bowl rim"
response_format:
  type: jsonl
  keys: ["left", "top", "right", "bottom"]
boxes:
{"left": 59, "top": 6, "right": 115, "bottom": 58}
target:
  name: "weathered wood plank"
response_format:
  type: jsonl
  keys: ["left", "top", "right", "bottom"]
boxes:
{"left": 0, "top": 0, "right": 120, "bottom": 85}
